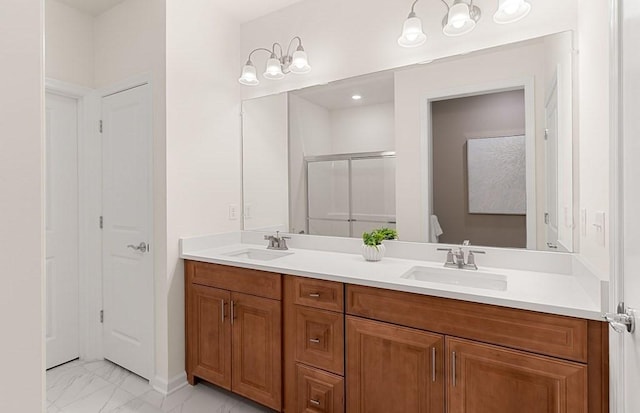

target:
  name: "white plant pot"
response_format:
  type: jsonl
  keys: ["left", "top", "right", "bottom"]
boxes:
{"left": 362, "top": 244, "right": 385, "bottom": 262}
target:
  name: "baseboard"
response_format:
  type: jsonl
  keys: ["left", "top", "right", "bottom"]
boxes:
{"left": 150, "top": 371, "right": 189, "bottom": 396}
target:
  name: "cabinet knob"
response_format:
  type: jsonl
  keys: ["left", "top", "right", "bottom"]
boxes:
{"left": 309, "top": 338, "right": 321, "bottom": 344}
{"left": 310, "top": 399, "right": 320, "bottom": 406}
{"left": 308, "top": 293, "right": 321, "bottom": 298}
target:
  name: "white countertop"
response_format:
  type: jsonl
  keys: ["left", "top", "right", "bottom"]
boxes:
{"left": 180, "top": 232, "right": 607, "bottom": 321}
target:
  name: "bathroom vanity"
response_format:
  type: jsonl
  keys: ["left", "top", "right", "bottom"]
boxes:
{"left": 182, "top": 233, "right": 608, "bottom": 413}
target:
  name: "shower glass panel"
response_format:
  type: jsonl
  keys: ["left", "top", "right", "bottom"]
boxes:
{"left": 351, "top": 157, "right": 396, "bottom": 237}
{"left": 306, "top": 152, "right": 396, "bottom": 238}
{"left": 307, "top": 160, "right": 350, "bottom": 236}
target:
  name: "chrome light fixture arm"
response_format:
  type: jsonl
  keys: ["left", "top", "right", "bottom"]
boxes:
{"left": 239, "top": 37, "right": 311, "bottom": 86}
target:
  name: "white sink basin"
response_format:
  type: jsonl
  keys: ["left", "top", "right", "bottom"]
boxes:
{"left": 401, "top": 266, "right": 507, "bottom": 291}
{"left": 223, "top": 248, "right": 293, "bottom": 261}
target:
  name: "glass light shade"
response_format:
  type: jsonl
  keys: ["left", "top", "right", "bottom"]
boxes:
{"left": 493, "top": 0, "right": 531, "bottom": 24}
{"left": 238, "top": 63, "right": 259, "bottom": 86}
{"left": 443, "top": 2, "right": 476, "bottom": 36}
{"left": 290, "top": 49, "right": 311, "bottom": 74}
{"left": 264, "top": 57, "right": 285, "bottom": 80}
{"left": 397, "top": 15, "right": 427, "bottom": 47}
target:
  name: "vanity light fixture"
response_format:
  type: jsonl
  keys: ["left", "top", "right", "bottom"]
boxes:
{"left": 398, "top": 0, "right": 427, "bottom": 48}
{"left": 493, "top": 0, "right": 531, "bottom": 24}
{"left": 239, "top": 36, "right": 311, "bottom": 86}
{"left": 441, "top": 0, "right": 481, "bottom": 37}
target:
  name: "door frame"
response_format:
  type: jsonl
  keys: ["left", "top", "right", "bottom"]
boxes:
{"left": 608, "top": 0, "right": 624, "bottom": 412}
{"left": 420, "top": 77, "right": 536, "bottom": 248}
{"left": 45, "top": 78, "right": 100, "bottom": 362}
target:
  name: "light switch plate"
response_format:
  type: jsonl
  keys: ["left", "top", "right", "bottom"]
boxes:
{"left": 580, "top": 208, "right": 587, "bottom": 236}
{"left": 228, "top": 204, "right": 238, "bottom": 220}
{"left": 594, "top": 211, "right": 606, "bottom": 246}
{"left": 244, "top": 203, "right": 252, "bottom": 219}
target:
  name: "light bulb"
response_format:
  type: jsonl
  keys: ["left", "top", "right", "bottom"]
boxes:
{"left": 264, "top": 55, "right": 284, "bottom": 80}
{"left": 493, "top": 0, "right": 531, "bottom": 24}
{"left": 443, "top": 1, "right": 477, "bottom": 37}
{"left": 398, "top": 13, "right": 427, "bottom": 48}
{"left": 290, "top": 47, "right": 311, "bottom": 74}
{"left": 238, "top": 61, "right": 259, "bottom": 86}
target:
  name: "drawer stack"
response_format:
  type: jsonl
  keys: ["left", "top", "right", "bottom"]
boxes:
{"left": 285, "top": 276, "right": 345, "bottom": 413}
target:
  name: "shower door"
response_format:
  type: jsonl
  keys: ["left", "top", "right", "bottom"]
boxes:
{"left": 306, "top": 152, "right": 396, "bottom": 238}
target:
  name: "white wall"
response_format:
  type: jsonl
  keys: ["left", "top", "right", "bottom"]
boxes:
{"left": 576, "top": 0, "right": 610, "bottom": 278}
{"left": 242, "top": 94, "right": 289, "bottom": 231}
{"left": 45, "top": 0, "right": 94, "bottom": 88}
{"left": 240, "top": 0, "right": 578, "bottom": 100}
{"left": 288, "top": 94, "right": 332, "bottom": 233}
{"left": 330, "top": 102, "right": 394, "bottom": 154}
{"left": 93, "top": 0, "right": 170, "bottom": 385}
{"left": 166, "top": 0, "right": 242, "bottom": 380}
{"left": 0, "top": 1, "right": 44, "bottom": 411}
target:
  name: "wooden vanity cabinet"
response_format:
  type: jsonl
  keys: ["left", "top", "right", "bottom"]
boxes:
{"left": 346, "top": 316, "right": 445, "bottom": 413}
{"left": 185, "top": 261, "right": 282, "bottom": 411}
{"left": 285, "top": 276, "right": 346, "bottom": 413}
{"left": 346, "top": 284, "right": 608, "bottom": 413}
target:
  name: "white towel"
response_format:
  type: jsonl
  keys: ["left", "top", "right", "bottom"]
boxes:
{"left": 430, "top": 215, "right": 444, "bottom": 243}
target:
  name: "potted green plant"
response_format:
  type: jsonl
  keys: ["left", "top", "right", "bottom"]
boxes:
{"left": 361, "top": 227, "right": 398, "bottom": 261}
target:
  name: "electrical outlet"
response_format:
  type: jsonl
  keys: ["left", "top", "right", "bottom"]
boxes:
{"left": 580, "top": 208, "right": 587, "bottom": 236}
{"left": 244, "top": 203, "right": 252, "bottom": 219}
{"left": 228, "top": 204, "right": 238, "bottom": 220}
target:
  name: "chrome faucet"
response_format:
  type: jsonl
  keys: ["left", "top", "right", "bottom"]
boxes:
{"left": 264, "top": 231, "right": 291, "bottom": 250}
{"left": 437, "top": 240, "right": 485, "bottom": 270}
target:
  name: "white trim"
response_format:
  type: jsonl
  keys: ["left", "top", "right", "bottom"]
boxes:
{"left": 150, "top": 372, "right": 189, "bottom": 396}
{"left": 420, "top": 77, "right": 537, "bottom": 248}
{"left": 608, "top": 0, "right": 623, "bottom": 412}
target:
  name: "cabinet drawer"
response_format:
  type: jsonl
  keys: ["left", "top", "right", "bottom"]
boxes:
{"left": 295, "top": 306, "right": 345, "bottom": 375}
{"left": 188, "top": 261, "right": 281, "bottom": 300}
{"left": 294, "top": 277, "right": 343, "bottom": 311}
{"left": 296, "top": 364, "right": 344, "bottom": 413}
{"left": 347, "top": 284, "right": 588, "bottom": 362}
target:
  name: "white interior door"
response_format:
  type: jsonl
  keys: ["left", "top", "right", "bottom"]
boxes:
{"left": 621, "top": 0, "right": 640, "bottom": 410}
{"left": 45, "top": 92, "right": 80, "bottom": 369}
{"left": 102, "top": 84, "right": 153, "bottom": 380}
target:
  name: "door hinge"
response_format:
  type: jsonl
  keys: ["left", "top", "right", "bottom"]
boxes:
{"left": 544, "top": 212, "right": 550, "bottom": 224}
{"left": 100, "top": 310, "right": 104, "bottom": 323}
{"left": 99, "top": 120, "right": 103, "bottom": 133}
{"left": 544, "top": 128, "right": 549, "bottom": 140}
{"left": 99, "top": 216, "right": 103, "bottom": 229}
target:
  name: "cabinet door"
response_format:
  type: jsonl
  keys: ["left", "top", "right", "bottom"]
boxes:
{"left": 188, "top": 285, "right": 231, "bottom": 389}
{"left": 295, "top": 306, "right": 344, "bottom": 375}
{"left": 447, "top": 337, "right": 587, "bottom": 413}
{"left": 231, "top": 292, "right": 282, "bottom": 410}
{"left": 346, "top": 316, "right": 444, "bottom": 413}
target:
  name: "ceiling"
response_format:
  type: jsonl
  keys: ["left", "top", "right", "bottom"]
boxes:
{"left": 213, "top": 0, "right": 307, "bottom": 23}
{"left": 54, "top": 0, "right": 307, "bottom": 21}
{"left": 292, "top": 71, "right": 395, "bottom": 111}
{"left": 55, "top": 0, "right": 128, "bottom": 16}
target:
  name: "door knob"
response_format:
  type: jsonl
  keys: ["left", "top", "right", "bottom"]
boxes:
{"left": 127, "top": 242, "right": 148, "bottom": 253}
{"left": 603, "top": 302, "right": 635, "bottom": 333}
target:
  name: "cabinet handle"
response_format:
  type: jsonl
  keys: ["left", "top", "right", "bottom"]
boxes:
{"left": 452, "top": 351, "right": 457, "bottom": 387}
{"left": 309, "top": 338, "right": 320, "bottom": 344}
{"left": 310, "top": 399, "right": 320, "bottom": 406}
{"left": 308, "top": 293, "right": 321, "bottom": 298}
{"left": 221, "top": 299, "right": 225, "bottom": 323}
{"left": 230, "top": 300, "right": 235, "bottom": 325}
{"left": 431, "top": 347, "right": 436, "bottom": 382}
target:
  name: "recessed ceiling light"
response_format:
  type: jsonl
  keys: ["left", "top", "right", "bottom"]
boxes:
{"left": 352, "top": 94, "right": 362, "bottom": 100}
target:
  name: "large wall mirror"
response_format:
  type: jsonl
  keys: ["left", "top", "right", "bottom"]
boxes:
{"left": 242, "top": 31, "right": 576, "bottom": 252}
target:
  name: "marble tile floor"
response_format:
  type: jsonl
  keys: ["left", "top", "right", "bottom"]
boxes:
{"left": 46, "top": 359, "right": 274, "bottom": 413}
